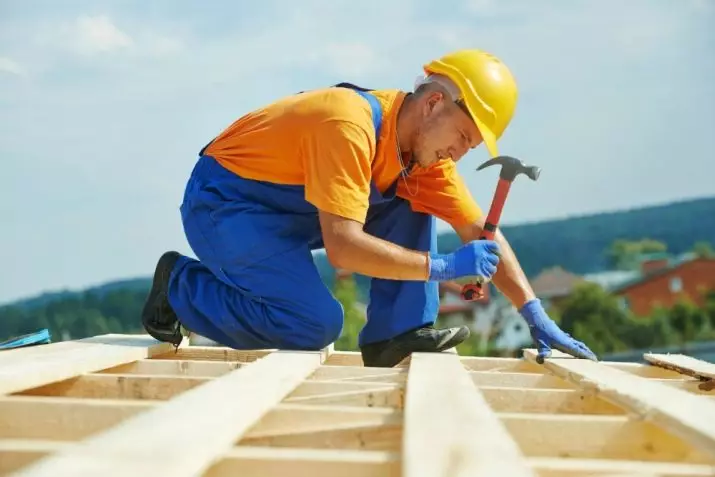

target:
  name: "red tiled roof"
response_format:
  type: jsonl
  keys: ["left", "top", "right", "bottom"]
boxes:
{"left": 530, "top": 267, "right": 585, "bottom": 298}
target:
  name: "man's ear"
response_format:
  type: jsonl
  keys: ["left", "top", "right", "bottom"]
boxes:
{"left": 423, "top": 91, "right": 446, "bottom": 117}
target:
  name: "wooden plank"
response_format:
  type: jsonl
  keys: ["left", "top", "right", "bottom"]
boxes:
{"left": 99, "top": 359, "right": 242, "bottom": 377}
{"left": 470, "top": 371, "right": 574, "bottom": 389}
{"left": 479, "top": 387, "right": 624, "bottom": 415}
{"left": 243, "top": 404, "right": 401, "bottom": 440}
{"left": 12, "top": 348, "right": 328, "bottom": 477}
{"left": 528, "top": 457, "right": 715, "bottom": 476}
{"left": 402, "top": 352, "right": 535, "bottom": 477}
{"left": 653, "top": 378, "right": 715, "bottom": 395}
{"left": 0, "top": 439, "right": 69, "bottom": 475}
{"left": 284, "top": 385, "right": 403, "bottom": 408}
{"left": 0, "top": 396, "right": 154, "bottom": 440}
{"left": 16, "top": 373, "right": 211, "bottom": 401}
{"left": 0, "top": 334, "right": 176, "bottom": 395}
{"left": 308, "top": 366, "right": 406, "bottom": 383}
{"left": 604, "top": 360, "right": 692, "bottom": 379}
{"left": 460, "top": 356, "right": 543, "bottom": 373}
{"left": 523, "top": 348, "right": 715, "bottom": 460}
{"left": 152, "top": 346, "right": 271, "bottom": 363}
{"left": 644, "top": 353, "right": 715, "bottom": 380}
{"left": 501, "top": 413, "right": 713, "bottom": 463}
{"left": 206, "top": 447, "right": 400, "bottom": 477}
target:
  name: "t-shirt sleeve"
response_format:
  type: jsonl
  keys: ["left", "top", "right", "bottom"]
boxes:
{"left": 396, "top": 159, "right": 483, "bottom": 227}
{"left": 300, "top": 119, "right": 374, "bottom": 224}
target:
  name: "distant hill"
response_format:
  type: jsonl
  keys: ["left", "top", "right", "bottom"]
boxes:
{"left": 8, "top": 278, "right": 152, "bottom": 310}
{"left": 5, "top": 196, "right": 714, "bottom": 310}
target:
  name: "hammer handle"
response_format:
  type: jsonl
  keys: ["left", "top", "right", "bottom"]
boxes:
{"left": 480, "top": 178, "right": 512, "bottom": 241}
{"left": 460, "top": 178, "right": 513, "bottom": 301}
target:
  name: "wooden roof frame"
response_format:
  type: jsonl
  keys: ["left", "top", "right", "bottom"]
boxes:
{"left": 0, "top": 333, "right": 714, "bottom": 476}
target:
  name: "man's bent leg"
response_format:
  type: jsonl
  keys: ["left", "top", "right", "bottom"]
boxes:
{"left": 167, "top": 244, "right": 343, "bottom": 350}
{"left": 358, "top": 198, "right": 470, "bottom": 367}
{"left": 143, "top": 156, "right": 342, "bottom": 350}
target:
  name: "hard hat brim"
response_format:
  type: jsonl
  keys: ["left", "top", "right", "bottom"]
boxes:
{"left": 474, "top": 115, "right": 499, "bottom": 157}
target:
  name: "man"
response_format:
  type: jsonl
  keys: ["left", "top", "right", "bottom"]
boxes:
{"left": 141, "top": 49, "right": 597, "bottom": 367}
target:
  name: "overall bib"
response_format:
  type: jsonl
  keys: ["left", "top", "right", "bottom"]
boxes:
{"left": 167, "top": 84, "right": 440, "bottom": 350}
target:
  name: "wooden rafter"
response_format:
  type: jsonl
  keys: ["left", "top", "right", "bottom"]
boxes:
{"left": 0, "top": 334, "right": 713, "bottom": 476}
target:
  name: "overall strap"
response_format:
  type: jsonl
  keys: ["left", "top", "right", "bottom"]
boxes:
{"left": 332, "top": 82, "right": 383, "bottom": 143}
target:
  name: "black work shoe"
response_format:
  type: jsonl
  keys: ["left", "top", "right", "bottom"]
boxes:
{"left": 360, "top": 324, "right": 470, "bottom": 367}
{"left": 141, "top": 251, "right": 183, "bottom": 348}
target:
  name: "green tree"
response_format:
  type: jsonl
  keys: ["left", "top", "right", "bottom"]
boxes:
{"left": 606, "top": 238, "right": 667, "bottom": 270}
{"left": 669, "top": 297, "right": 708, "bottom": 348}
{"left": 556, "top": 282, "right": 629, "bottom": 355}
{"left": 693, "top": 241, "right": 715, "bottom": 258}
{"left": 332, "top": 274, "right": 365, "bottom": 351}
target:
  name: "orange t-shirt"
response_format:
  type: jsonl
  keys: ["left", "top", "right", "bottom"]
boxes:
{"left": 203, "top": 87, "right": 482, "bottom": 227}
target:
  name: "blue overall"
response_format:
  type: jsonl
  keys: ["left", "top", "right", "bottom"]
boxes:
{"left": 167, "top": 84, "right": 440, "bottom": 350}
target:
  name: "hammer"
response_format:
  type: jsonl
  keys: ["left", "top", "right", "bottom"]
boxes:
{"left": 461, "top": 155, "right": 541, "bottom": 301}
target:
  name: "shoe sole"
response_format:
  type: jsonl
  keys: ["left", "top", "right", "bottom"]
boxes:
{"left": 141, "top": 251, "right": 182, "bottom": 346}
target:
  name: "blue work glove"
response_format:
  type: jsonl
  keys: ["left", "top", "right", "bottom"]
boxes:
{"left": 519, "top": 298, "right": 598, "bottom": 363}
{"left": 428, "top": 240, "right": 500, "bottom": 282}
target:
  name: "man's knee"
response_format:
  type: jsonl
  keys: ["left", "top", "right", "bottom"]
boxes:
{"left": 279, "top": 296, "right": 344, "bottom": 350}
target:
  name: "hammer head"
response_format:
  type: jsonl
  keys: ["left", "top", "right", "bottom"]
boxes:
{"left": 477, "top": 155, "right": 541, "bottom": 182}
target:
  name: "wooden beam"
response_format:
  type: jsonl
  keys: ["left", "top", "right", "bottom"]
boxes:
{"left": 152, "top": 346, "right": 271, "bottom": 363}
{"left": 15, "top": 373, "right": 211, "bottom": 401}
{"left": 287, "top": 380, "right": 399, "bottom": 398}
{"left": 0, "top": 334, "right": 176, "bottom": 395}
{"left": 479, "top": 386, "right": 625, "bottom": 415}
{"left": 402, "top": 352, "right": 535, "bottom": 477}
{"left": 644, "top": 353, "right": 715, "bottom": 383}
{"left": 460, "top": 356, "right": 544, "bottom": 373}
{"left": 501, "top": 412, "right": 714, "bottom": 463}
{"left": 322, "top": 351, "right": 367, "bottom": 367}
{"left": 99, "top": 359, "right": 242, "bottom": 377}
{"left": 604, "top": 360, "right": 693, "bottom": 379}
{"left": 0, "top": 396, "right": 154, "bottom": 440}
{"left": 207, "top": 447, "right": 400, "bottom": 477}
{"left": 240, "top": 419, "right": 402, "bottom": 451}
{"left": 308, "top": 366, "right": 407, "bottom": 383}
{"left": 0, "top": 439, "right": 68, "bottom": 475}
{"left": 653, "top": 378, "right": 715, "bottom": 395}
{"left": 243, "top": 404, "right": 401, "bottom": 440}
{"left": 470, "top": 371, "right": 574, "bottom": 389}
{"left": 528, "top": 457, "right": 715, "bottom": 476}
{"left": 284, "top": 382, "right": 403, "bottom": 408}
{"left": 523, "top": 349, "right": 715, "bottom": 460}
{"left": 12, "top": 348, "right": 329, "bottom": 477}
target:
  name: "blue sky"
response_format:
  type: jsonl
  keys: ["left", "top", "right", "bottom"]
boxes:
{"left": 1, "top": 0, "right": 713, "bottom": 304}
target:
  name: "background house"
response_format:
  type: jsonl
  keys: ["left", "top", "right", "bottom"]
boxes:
{"left": 528, "top": 266, "right": 585, "bottom": 310}
{"left": 611, "top": 254, "right": 715, "bottom": 316}
{"left": 437, "top": 281, "right": 530, "bottom": 351}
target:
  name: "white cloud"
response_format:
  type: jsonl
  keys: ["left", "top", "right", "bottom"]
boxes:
{"left": 70, "top": 14, "right": 133, "bottom": 55}
{"left": 0, "top": 57, "right": 25, "bottom": 75}
{"left": 310, "top": 43, "right": 384, "bottom": 79}
{"left": 33, "top": 14, "right": 183, "bottom": 61}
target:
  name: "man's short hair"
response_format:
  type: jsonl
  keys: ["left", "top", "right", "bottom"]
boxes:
{"left": 413, "top": 73, "right": 461, "bottom": 101}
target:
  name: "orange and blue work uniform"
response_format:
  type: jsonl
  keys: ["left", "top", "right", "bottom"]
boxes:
{"left": 167, "top": 83, "right": 483, "bottom": 350}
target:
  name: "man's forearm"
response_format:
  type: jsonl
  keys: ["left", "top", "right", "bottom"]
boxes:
{"left": 329, "top": 232, "right": 430, "bottom": 281}
{"left": 319, "top": 210, "right": 431, "bottom": 281}
{"left": 456, "top": 221, "right": 535, "bottom": 308}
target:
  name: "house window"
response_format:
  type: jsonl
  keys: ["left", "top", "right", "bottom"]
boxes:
{"left": 669, "top": 276, "right": 683, "bottom": 293}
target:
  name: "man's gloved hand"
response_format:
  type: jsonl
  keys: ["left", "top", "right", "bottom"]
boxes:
{"left": 519, "top": 298, "right": 598, "bottom": 363}
{"left": 428, "top": 240, "right": 500, "bottom": 282}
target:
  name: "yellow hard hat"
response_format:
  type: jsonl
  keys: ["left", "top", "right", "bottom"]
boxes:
{"left": 424, "top": 49, "right": 518, "bottom": 157}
